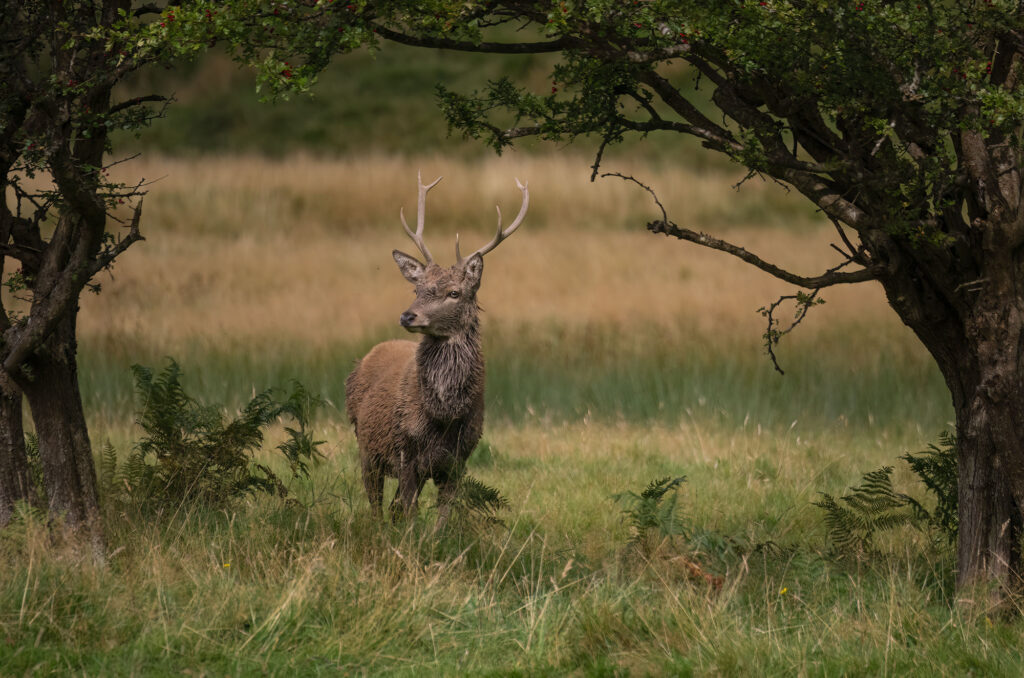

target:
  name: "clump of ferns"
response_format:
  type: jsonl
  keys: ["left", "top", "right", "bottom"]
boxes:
{"left": 444, "top": 474, "right": 510, "bottom": 535}
{"left": 99, "top": 359, "right": 325, "bottom": 516}
{"left": 613, "top": 476, "right": 689, "bottom": 558}
{"left": 814, "top": 466, "right": 925, "bottom": 557}
{"left": 611, "top": 476, "right": 724, "bottom": 588}
{"left": 815, "top": 432, "right": 958, "bottom": 558}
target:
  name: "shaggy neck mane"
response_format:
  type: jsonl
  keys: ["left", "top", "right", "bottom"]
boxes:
{"left": 416, "top": 318, "right": 482, "bottom": 422}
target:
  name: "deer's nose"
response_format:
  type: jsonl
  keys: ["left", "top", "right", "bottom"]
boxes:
{"left": 400, "top": 311, "right": 417, "bottom": 327}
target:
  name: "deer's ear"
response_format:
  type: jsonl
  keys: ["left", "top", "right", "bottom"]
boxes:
{"left": 462, "top": 253, "right": 484, "bottom": 289}
{"left": 393, "top": 250, "right": 426, "bottom": 283}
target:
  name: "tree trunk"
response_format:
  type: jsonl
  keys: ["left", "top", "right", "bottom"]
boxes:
{"left": 0, "top": 375, "right": 30, "bottom": 526}
{"left": 955, "top": 406, "right": 1021, "bottom": 594}
{"left": 880, "top": 244, "right": 1024, "bottom": 596}
{"left": 17, "top": 311, "right": 104, "bottom": 555}
{"left": 949, "top": 302, "right": 1024, "bottom": 595}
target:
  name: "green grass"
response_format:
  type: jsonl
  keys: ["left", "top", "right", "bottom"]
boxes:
{"left": 3, "top": 421, "right": 1022, "bottom": 676}
{"left": 15, "top": 185, "right": 972, "bottom": 675}
{"left": 6, "top": 317, "right": 984, "bottom": 675}
{"left": 79, "top": 319, "right": 950, "bottom": 433}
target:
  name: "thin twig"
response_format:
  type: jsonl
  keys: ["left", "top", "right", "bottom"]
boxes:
{"left": 600, "top": 171, "right": 669, "bottom": 222}
{"left": 759, "top": 290, "right": 819, "bottom": 375}
{"left": 590, "top": 137, "right": 613, "bottom": 182}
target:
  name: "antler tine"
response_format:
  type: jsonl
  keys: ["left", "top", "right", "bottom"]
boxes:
{"left": 399, "top": 170, "right": 443, "bottom": 264}
{"left": 456, "top": 178, "right": 529, "bottom": 264}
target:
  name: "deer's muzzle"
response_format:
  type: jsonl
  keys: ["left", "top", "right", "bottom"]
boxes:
{"left": 400, "top": 310, "right": 427, "bottom": 333}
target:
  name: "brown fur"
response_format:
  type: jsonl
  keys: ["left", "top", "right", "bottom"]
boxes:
{"left": 346, "top": 175, "right": 526, "bottom": 526}
{"left": 345, "top": 257, "right": 487, "bottom": 525}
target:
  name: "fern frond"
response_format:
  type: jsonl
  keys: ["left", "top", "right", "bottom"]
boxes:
{"left": 447, "top": 474, "right": 510, "bottom": 533}
{"left": 613, "top": 475, "right": 689, "bottom": 550}
{"left": 458, "top": 475, "right": 509, "bottom": 514}
{"left": 275, "top": 381, "right": 327, "bottom": 478}
{"left": 23, "top": 432, "right": 43, "bottom": 501}
{"left": 98, "top": 442, "right": 119, "bottom": 500}
{"left": 901, "top": 431, "right": 958, "bottom": 542}
{"left": 814, "top": 466, "right": 922, "bottom": 555}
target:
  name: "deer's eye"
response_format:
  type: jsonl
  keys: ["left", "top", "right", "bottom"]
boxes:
{"left": 447, "top": 290, "right": 461, "bottom": 299}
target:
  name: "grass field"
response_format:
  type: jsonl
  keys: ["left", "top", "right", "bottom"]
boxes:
{"left": 6, "top": 153, "right": 1016, "bottom": 677}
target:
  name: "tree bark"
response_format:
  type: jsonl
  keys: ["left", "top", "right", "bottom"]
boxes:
{"left": 16, "top": 311, "right": 104, "bottom": 554}
{"left": 955, "top": 410, "right": 1021, "bottom": 595}
{"left": 950, "top": 290, "right": 1024, "bottom": 594}
{"left": 877, "top": 238, "right": 1024, "bottom": 595}
{"left": 0, "top": 375, "right": 30, "bottom": 526}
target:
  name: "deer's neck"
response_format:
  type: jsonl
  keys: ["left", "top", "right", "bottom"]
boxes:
{"left": 416, "top": 321, "right": 483, "bottom": 422}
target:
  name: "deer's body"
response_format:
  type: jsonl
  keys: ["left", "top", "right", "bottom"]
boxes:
{"left": 345, "top": 174, "right": 527, "bottom": 525}
{"left": 346, "top": 335, "right": 484, "bottom": 519}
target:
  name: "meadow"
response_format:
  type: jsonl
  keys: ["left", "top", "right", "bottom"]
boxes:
{"left": 5, "top": 152, "right": 1019, "bottom": 676}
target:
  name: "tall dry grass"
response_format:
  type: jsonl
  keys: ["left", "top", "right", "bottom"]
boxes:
{"left": 86, "top": 152, "right": 903, "bottom": 352}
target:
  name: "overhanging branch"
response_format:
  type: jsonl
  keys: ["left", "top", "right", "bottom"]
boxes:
{"left": 648, "top": 218, "right": 878, "bottom": 288}
{"left": 108, "top": 95, "right": 168, "bottom": 115}
{"left": 603, "top": 171, "right": 879, "bottom": 289}
{"left": 373, "top": 24, "right": 569, "bottom": 53}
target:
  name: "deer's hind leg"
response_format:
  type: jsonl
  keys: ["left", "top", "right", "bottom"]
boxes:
{"left": 390, "top": 463, "right": 426, "bottom": 522}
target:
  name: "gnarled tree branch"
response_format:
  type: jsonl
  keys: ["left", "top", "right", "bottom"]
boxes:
{"left": 648, "top": 218, "right": 879, "bottom": 288}
{"left": 374, "top": 24, "right": 569, "bottom": 53}
{"left": 88, "top": 200, "right": 144, "bottom": 278}
{"left": 603, "top": 171, "right": 879, "bottom": 289}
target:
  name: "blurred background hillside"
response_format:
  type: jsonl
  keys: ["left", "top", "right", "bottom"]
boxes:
{"left": 116, "top": 43, "right": 728, "bottom": 166}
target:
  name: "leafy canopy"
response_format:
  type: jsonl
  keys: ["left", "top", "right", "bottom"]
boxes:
{"left": 418, "top": 1, "right": 1021, "bottom": 239}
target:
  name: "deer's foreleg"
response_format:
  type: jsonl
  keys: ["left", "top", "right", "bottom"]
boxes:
{"left": 433, "top": 476, "right": 459, "bottom": 533}
{"left": 362, "top": 463, "right": 384, "bottom": 519}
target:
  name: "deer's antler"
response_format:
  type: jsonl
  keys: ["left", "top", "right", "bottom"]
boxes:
{"left": 400, "top": 171, "right": 443, "bottom": 264}
{"left": 456, "top": 178, "right": 529, "bottom": 265}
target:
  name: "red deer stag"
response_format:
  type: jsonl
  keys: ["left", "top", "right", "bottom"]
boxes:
{"left": 345, "top": 173, "right": 528, "bottom": 527}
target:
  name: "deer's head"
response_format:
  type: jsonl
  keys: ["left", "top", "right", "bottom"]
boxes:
{"left": 392, "top": 173, "right": 528, "bottom": 338}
